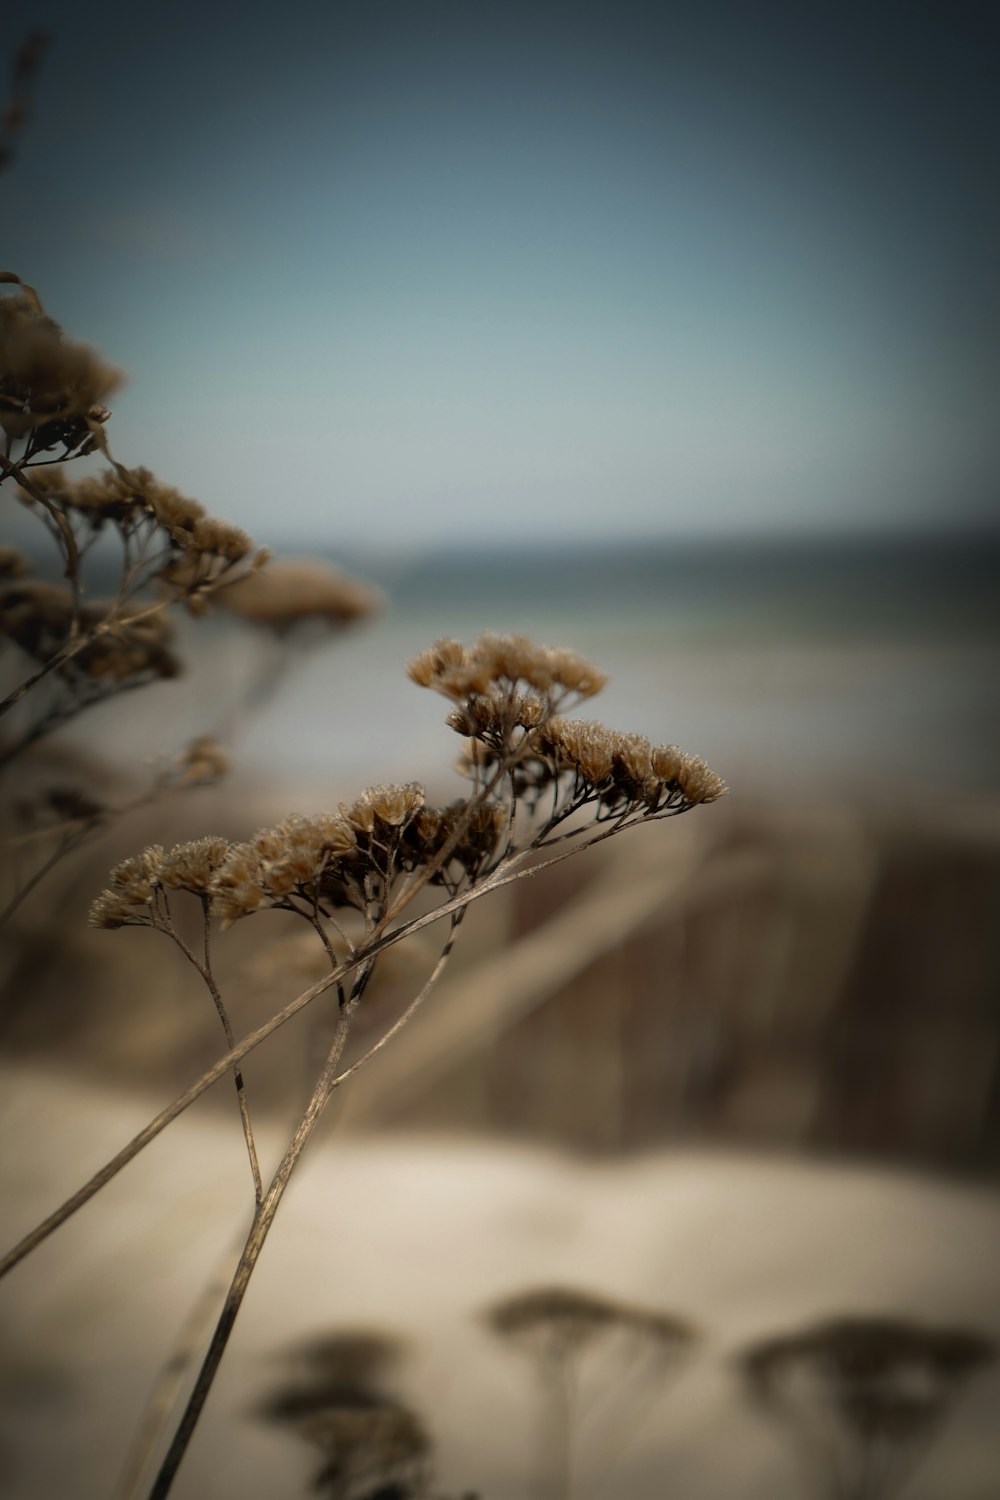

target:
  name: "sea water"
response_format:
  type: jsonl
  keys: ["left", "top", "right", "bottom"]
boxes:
{"left": 58, "top": 531, "right": 1000, "bottom": 805}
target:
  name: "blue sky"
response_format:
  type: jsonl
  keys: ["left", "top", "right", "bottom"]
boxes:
{"left": 4, "top": 0, "right": 998, "bottom": 548}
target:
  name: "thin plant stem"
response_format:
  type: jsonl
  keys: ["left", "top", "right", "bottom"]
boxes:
{"left": 0, "top": 527, "right": 254, "bottom": 724}
{"left": 327, "top": 906, "right": 466, "bottom": 1092}
{"left": 145, "top": 999, "right": 357, "bottom": 1499}
{"left": 200, "top": 902, "right": 263, "bottom": 1206}
{"left": 161, "top": 906, "right": 263, "bottom": 1207}
{"left": 113, "top": 914, "right": 353, "bottom": 1500}
{"left": 0, "top": 820, "right": 97, "bottom": 928}
{"left": 111, "top": 1232, "right": 246, "bottom": 1500}
{"left": 0, "top": 810, "right": 666, "bottom": 1280}
{"left": 1, "top": 458, "right": 82, "bottom": 621}
{"left": 537, "top": 1357, "right": 575, "bottom": 1500}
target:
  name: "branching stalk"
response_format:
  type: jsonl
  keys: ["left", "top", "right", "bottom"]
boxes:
{"left": 0, "top": 809, "right": 677, "bottom": 1281}
{"left": 145, "top": 1002, "right": 356, "bottom": 1499}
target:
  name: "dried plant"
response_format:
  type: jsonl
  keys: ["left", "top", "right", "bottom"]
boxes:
{"left": 0, "top": 732, "right": 229, "bottom": 930}
{"left": 1, "top": 45, "right": 723, "bottom": 1497}
{"left": 738, "top": 1314, "right": 995, "bottom": 1500}
{"left": 259, "top": 1330, "right": 480, "bottom": 1499}
{"left": 259, "top": 1330, "right": 427, "bottom": 1498}
{"left": 484, "top": 1285, "right": 697, "bottom": 1498}
{"left": 0, "top": 625, "right": 724, "bottom": 1497}
{"left": 0, "top": 264, "right": 378, "bottom": 919}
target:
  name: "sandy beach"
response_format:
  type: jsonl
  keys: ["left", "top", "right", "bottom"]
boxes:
{"left": 2, "top": 1063, "right": 1000, "bottom": 1500}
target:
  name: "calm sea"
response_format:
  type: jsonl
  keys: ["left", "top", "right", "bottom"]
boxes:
{"left": 62, "top": 533, "right": 1000, "bottom": 805}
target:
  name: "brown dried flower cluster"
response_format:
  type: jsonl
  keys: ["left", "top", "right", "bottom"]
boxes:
{"left": 0, "top": 544, "right": 29, "bottom": 579}
{"left": 209, "top": 814, "right": 360, "bottom": 926}
{"left": 486, "top": 1285, "right": 695, "bottom": 1355}
{"left": 544, "top": 719, "right": 725, "bottom": 809}
{"left": 282, "top": 1405, "right": 429, "bottom": 1498}
{"left": 743, "top": 1316, "right": 995, "bottom": 1417}
{"left": 214, "top": 557, "right": 383, "bottom": 634}
{"left": 457, "top": 713, "right": 725, "bottom": 817}
{"left": 413, "top": 632, "right": 724, "bottom": 828}
{"left": 18, "top": 464, "right": 257, "bottom": 575}
{"left": 400, "top": 798, "right": 509, "bottom": 883}
{"left": 210, "top": 784, "right": 508, "bottom": 924}
{"left": 409, "top": 632, "right": 607, "bottom": 706}
{"left": 741, "top": 1315, "right": 996, "bottom": 1494}
{"left": 73, "top": 620, "right": 730, "bottom": 1496}
{"left": 88, "top": 845, "right": 170, "bottom": 929}
{"left": 259, "top": 1330, "right": 431, "bottom": 1499}
{"left": 169, "top": 735, "right": 230, "bottom": 786}
{"left": 90, "top": 780, "right": 514, "bottom": 932}
{"left": 0, "top": 578, "right": 179, "bottom": 684}
{"left": 0, "top": 281, "right": 121, "bottom": 451}
{"left": 86, "top": 630, "right": 725, "bottom": 949}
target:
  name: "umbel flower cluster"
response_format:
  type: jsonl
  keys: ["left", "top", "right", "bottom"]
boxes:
{"left": 415, "top": 632, "right": 725, "bottom": 818}
{"left": 739, "top": 1315, "right": 996, "bottom": 1500}
{"left": 89, "top": 791, "right": 511, "bottom": 931}
{"left": 74, "top": 631, "right": 730, "bottom": 1498}
{"left": 92, "top": 632, "right": 725, "bottom": 936}
{"left": 0, "top": 274, "right": 379, "bottom": 785}
{"left": 0, "top": 276, "right": 120, "bottom": 453}
{"left": 14, "top": 463, "right": 262, "bottom": 598}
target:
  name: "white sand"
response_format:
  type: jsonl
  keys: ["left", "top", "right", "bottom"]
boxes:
{"left": 1, "top": 1063, "right": 999, "bottom": 1499}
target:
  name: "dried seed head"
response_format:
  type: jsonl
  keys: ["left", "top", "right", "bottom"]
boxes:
{"left": 17, "top": 467, "right": 145, "bottom": 529}
{"left": 609, "top": 731, "right": 656, "bottom": 801}
{"left": 343, "top": 783, "right": 425, "bottom": 832}
{"left": 485, "top": 1285, "right": 697, "bottom": 1367}
{"left": 407, "top": 637, "right": 467, "bottom": 688}
{"left": 208, "top": 812, "right": 361, "bottom": 924}
{"left": 487, "top": 1286, "right": 625, "bottom": 1341}
{"left": 443, "top": 798, "right": 507, "bottom": 869}
{"left": 740, "top": 1316, "right": 995, "bottom": 1442}
{"left": 409, "top": 632, "right": 606, "bottom": 707}
{"left": 0, "top": 578, "right": 180, "bottom": 683}
{"left": 159, "top": 837, "right": 231, "bottom": 893}
{"left": 215, "top": 558, "right": 382, "bottom": 633}
{"left": 312, "top": 812, "right": 359, "bottom": 857}
{"left": 173, "top": 735, "right": 230, "bottom": 786}
{"left": 543, "top": 646, "right": 608, "bottom": 698}
{"left": 209, "top": 841, "right": 269, "bottom": 925}
{"left": 401, "top": 805, "right": 448, "bottom": 865}
{"left": 445, "top": 697, "right": 499, "bottom": 739}
{"left": 0, "top": 289, "right": 124, "bottom": 442}
{"left": 514, "top": 691, "right": 548, "bottom": 728}
{"left": 0, "top": 544, "right": 29, "bottom": 578}
{"left": 543, "top": 718, "right": 616, "bottom": 783}
{"left": 650, "top": 743, "right": 684, "bottom": 784}
{"left": 89, "top": 888, "right": 142, "bottom": 929}
{"left": 91, "top": 841, "right": 167, "bottom": 925}
{"left": 673, "top": 752, "right": 727, "bottom": 805}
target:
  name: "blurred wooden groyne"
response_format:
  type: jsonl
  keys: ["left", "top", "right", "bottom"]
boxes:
{"left": 338, "top": 796, "right": 1000, "bottom": 1174}
{"left": 3, "top": 789, "right": 999, "bottom": 1176}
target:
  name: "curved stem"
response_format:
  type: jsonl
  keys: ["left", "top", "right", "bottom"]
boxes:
{"left": 200, "top": 902, "right": 263, "bottom": 1206}
{"left": 145, "top": 1003, "right": 355, "bottom": 1499}
{"left": 160, "top": 909, "right": 263, "bottom": 1207}
{"left": 0, "top": 809, "right": 669, "bottom": 1280}
{"left": 0, "top": 820, "right": 96, "bottom": 929}
{"left": 328, "top": 906, "right": 466, "bottom": 1093}
{"left": 111, "top": 1232, "right": 246, "bottom": 1500}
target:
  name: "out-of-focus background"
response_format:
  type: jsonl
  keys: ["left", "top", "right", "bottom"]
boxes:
{"left": 2, "top": 2, "right": 999, "bottom": 1497}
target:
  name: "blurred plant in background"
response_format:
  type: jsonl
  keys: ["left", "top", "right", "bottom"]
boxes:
{"left": 0, "top": 41, "right": 726, "bottom": 1496}
{"left": 485, "top": 1285, "right": 697, "bottom": 1499}
{"left": 259, "top": 1329, "right": 478, "bottom": 1499}
{"left": 0, "top": 262, "right": 380, "bottom": 924}
{"left": 739, "top": 1315, "right": 995, "bottom": 1500}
